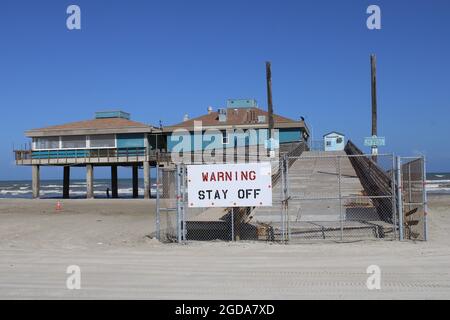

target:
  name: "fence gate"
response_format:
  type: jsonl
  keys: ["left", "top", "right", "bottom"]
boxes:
{"left": 155, "top": 152, "right": 427, "bottom": 243}
{"left": 179, "top": 158, "right": 287, "bottom": 243}
{"left": 155, "top": 166, "right": 178, "bottom": 242}
{"left": 285, "top": 153, "right": 397, "bottom": 242}
{"left": 397, "top": 156, "right": 428, "bottom": 241}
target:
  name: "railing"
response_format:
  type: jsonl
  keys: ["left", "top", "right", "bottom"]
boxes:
{"left": 273, "top": 141, "right": 308, "bottom": 185}
{"left": 345, "top": 140, "right": 392, "bottom": 188}
{"left": 14, "top": 150, "right": 32, "bottom": 161}
{"left": 344, "top": 140, "right": 394, "bottom": 223}
{"left": 286, "top": 141, "right": 308, "bottom": 167}
{"left": 14, "top": 148, "right": 171, "bottom": 163}
{"left": 14, "top": 142, "right": 307, "bottom": 166}
{"left": 308, "top": 140, "right": 325, "bottom": 151}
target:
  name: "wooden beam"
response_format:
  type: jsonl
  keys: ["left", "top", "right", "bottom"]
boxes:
{"left": 370, "top": 54, "right": 378, "bottom": 162}
{"left": 371, "top": 54, "right": 377, "bottom": 137}
{"left": 266, "top": 61, "right": 274, "bottom": 139}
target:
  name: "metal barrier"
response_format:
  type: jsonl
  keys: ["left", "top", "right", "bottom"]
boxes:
{"left": 153, "top": 140, "right": 430, "bottom": 244}
{"left": 272, "top": 142, "right": 308, "bottom": 187}
{"left": 283, "top": 152, "right": 397, "bottom": 242}
{"left": 154, "top": 166, "right": 178, "bottom": 242}
{"left": 156, "top": 146, "right": 400, "bottom": 243}
{"left": 308, "top": 140, "right": 325, "bottom": 151}
{"left": 181, "top": 156, "right": 284, "bottom": 242}
{"left": 180, "top": 143, "right": 308, "bottom": 242}
{"left": 14, "top": 147, "right": 173, "bottom": 164}
{"left": 345, "top": 141, "right": 396, "bottom": 225}
{"left": 397, "top": 156, "right": 427, "bottom": 241}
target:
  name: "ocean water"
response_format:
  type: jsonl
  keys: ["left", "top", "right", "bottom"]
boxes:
{"left": 426, "top": 172, "right": 450, "bottom": 195}
{"left": 1, "top": 173, "right": 449, "bottom": 199}
{"left": 0, "top": 178, "right": 158, "bottom": 199}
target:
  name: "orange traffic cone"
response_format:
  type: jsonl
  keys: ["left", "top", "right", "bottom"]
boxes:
{"left": 55, "top": 201, "right": 62, "bottom": 212}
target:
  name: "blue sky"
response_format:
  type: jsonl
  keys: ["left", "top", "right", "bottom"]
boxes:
{"left": 0, "top": 0, "right": 449, "bottom": 180}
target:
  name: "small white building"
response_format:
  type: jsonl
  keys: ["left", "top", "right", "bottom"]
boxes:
{"left": 323, "top": 132, "right": 345, "bottom": 151}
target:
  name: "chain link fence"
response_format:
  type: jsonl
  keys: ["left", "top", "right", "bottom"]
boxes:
{"left": 153, "top": 167, "right": 178, "bottom": 242}
{"left": 308, "top": 140, "right": 325, "bottom": 151}
{"left": 154, "top": 142, "right": 427, "bottom": 244}
{"left": 284, "top": 152, "right": 397, "bottom": 242}
{"left": 182, "top": 154, "right": 285, "bottom": 242}
{"left": 398, "top": 156, "right": 428, "bottom": 241}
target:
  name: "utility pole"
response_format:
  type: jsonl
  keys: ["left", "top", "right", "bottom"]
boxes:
{"left": 370, "top": 54, "right": 378, "bottom": 162}
{"left": 266, "top": 61, "right": 274, "bottom": 140}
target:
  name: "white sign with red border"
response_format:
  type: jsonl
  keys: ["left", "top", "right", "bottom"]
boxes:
{"left": 187, "top": 162, "right": 272, "bottom": 208}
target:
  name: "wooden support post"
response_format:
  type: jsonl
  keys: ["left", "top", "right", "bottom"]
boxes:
{"left": 143, "top": 161, "right": 150, "bottom": 199}
{"left": 86, "top": 164, "right": 94, "bottom": 199}
{"left": 266, "top": 61, "right": 274, "bottom": 140}
{"left": 111, "top": 165, "right": 118, "bottom": 198}
{"left": 63, "top": 166, "right": 70, "bottom": 199}
{"left": 371, "top": 54, "right": 378, "bottom": 162}
{"left": 132, "top": 165, "right": 139, "bottom": 198}
{"left": 144, "top": 133, "right": 149, "bottom": 156}
{"left": 32, "top": 165, "right": 40, "bottom": 199}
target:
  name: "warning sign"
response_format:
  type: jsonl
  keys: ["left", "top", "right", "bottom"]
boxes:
{"left": 187, "top": 162, "right": 272, "bottom": 208}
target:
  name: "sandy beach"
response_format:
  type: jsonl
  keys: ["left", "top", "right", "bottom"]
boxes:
{"left": 0, "top": 195, "right": 449, "bottom": 299}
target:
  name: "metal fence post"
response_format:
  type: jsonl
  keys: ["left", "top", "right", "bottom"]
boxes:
{"left": 338, "top": 156, "right": 343, "bottom": 241}
{"left": 285, "top": 155, "right": 290, "bottom": 242}
{"left": 422, "top": 156, "right": 428, "bottom": 241}
{"left": 408, "top": 162, "right": 412, "bottom": 204}
{"left": 396, "top": 156, "right": 404, "bottom": 241}
{"left": 156, "top": 165, "right": 161, "bottom": 241}
{"left": 176, "top": 164, "right": 182, "bottom": 243}
{"left": 182, "top": 165, "right": 187, "bottom": 242}
{"left": 280, "top": 157, "right": 286, "bottom": 242}
{"left": 391, "top": 155, "right": 398, "bottom": 240}
{"left": 231, "top": 207, "right": 235, "bottom": 241}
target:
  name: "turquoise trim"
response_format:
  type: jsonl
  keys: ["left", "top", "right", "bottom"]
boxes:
{"left": 167, "top": 128, "right": 302, "bottom": 152}
{"left": 226, "top": 99, "right": 257, "bottom": 108}
{"left": 279, "top": 128, "right": 301, "bottom": 143}
{"left": 117, "top": 133, "right": 145, "bottom": 148}
{"left": 116, "top": 147, "right": 146, "bottom": 157}
{"left": 31, "top": 147, "right": 146, "bottom": 159}
{"left": 32, "top": 150, "right": 89, "bottom": 159}
{"left": 95, "top": 111, "right": 130, "bottom": 120}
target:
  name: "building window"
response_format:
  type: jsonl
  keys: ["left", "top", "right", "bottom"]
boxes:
{"left": 326, "top": 141, "right": 332, "bottom": 146}
{"left": 61, "top": 135, "right": 87, "bottom": 149}
{"left": 34, "top": 137, "right": 60, "bottom": 149}
{"left": 336, "top": 137, "right": 343, "bottom": 144}
{"left": 222, "top": 132, "right": 229, "bottom": 145}
{"left": 90, "top": 134, "right": 115, "bottom": 148}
